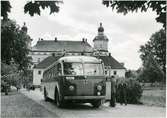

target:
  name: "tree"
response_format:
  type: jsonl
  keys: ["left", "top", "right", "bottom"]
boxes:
{"left": 1, "top": 1, "right": 62, "bottom": 19}
{"left": 137, "top": 54, "right": 164, "bottom": 83}
{"left": 1, "top": 19, "right": 31, "bottom": 71}
{"left": 125, "top": 70, "right": 137, "bottom": 78}
{"left": 1, "top": 1, "right": 11, "bottom": 19}
{"left": 139, "top": 29, "right": 166, "bottom": 74}
{"left": 102, "top": 1, "right": 166, "bottom": 28}
{"left": 1, "top": 62, "right": 20, "bottom": 93}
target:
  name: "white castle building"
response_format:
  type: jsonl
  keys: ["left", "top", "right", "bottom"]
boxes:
{"left": 27, "top": 23, "right": 126, "bottom": 86}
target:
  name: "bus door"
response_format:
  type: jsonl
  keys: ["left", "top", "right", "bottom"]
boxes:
{"left": 105, "top": 77, "right": 111, "bottom": 100}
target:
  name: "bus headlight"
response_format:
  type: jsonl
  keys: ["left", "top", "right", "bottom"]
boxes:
{"left": 69, "top": 85, "right": 74, "bottom": 91}
{"left": 97, "top": 92, "right": 101, "bottom": 96}
{"left": 97, "top": 85, "right": 102, "bottom": 91}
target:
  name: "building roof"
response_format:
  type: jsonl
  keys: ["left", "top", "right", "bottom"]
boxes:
{"left": 32, "top": 40, "right": 93, "bottom": 52}
{"left": 96, "top": 56, "right": 125, "bottom": 69}
{"left": 34, "top": 55, "right": 125, "bottom": 69}
{"left": 34, "top": 56, "right": 61, "bottom": 69}
{"left": 93, "top": 34, "right": 109, "bottom": 42}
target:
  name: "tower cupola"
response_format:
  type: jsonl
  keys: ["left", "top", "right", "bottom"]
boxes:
{"left": 93, "top": 23, "right": 109, "bottom": 52}
{"left": 21, "top": 22, "right": 28, "bottom": 33}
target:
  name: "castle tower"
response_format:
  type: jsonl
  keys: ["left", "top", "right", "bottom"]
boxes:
{"left": 21, "top": 22, "right": 32, "bottom": 49}
{"left": 21, "top": 22, "right": 28, "bottom": 33}
{"left": 93, "top": 23, "right": 109, "bottom": 52}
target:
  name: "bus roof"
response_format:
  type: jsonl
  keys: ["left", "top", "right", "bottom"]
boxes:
{"left": 58, "top": 56, "right": 101, "bottom": 63}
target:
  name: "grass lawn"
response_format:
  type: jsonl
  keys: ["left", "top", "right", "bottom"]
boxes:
{"left": 1, "top": 90, "right": 58, "bottom": 118}
{"left": 140, "top": 89, "right": 166, "bottom": 107}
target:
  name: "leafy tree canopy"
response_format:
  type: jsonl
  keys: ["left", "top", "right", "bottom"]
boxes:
{"left": 1, "top": 1, "right": 11, "bottom": 19}
{"left": 1, "top": 19, "right": 32, "bottom": 71}
{"left": 137, "top": 54, "right": 164, "bottom": 83}
{"left": 139, "top": 29, "right": 166, "bottom": 73}
{"left": 1, "top": 1, "right": 62, "bottom": 18}
{"left": 125, "top": 70, "right": 137, "bottom": 78}
{"left": 24, "top": 1, "right": 62, "bottom": 16}
{"left": 103, "top": 1, "right": 166, "bottom": 28}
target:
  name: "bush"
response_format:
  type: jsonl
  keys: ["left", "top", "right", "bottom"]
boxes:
{"left": 116, "top": 78, "right": 143, "bottom": 104}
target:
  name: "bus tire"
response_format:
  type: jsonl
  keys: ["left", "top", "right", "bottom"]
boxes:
{"left": 91, "top": 100, "right": 102, "bottom": 108}
{"left": 55, "top": 89, "right": 64, "bottom": 108}
{"left": 44, "top": 87, "right": 49, "bottom": 101}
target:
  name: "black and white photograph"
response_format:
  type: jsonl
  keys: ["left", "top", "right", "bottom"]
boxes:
{"left": 1, "top": 0, "right": 166, "bottom": 118}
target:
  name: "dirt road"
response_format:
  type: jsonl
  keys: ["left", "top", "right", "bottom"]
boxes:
{"left": 22, "top": 89, "right": 165, "bottom": 118}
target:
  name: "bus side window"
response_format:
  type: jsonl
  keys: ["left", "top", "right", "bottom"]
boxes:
{"left": 57, "top": 63, "right": 62, "bottom": 75}
{"left": 54, "top": 65, "right": 57, "bottom": 76}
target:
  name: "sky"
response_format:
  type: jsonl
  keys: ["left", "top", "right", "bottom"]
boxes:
{"left": 8, "top": 0, "right": 163, "bottom": 70}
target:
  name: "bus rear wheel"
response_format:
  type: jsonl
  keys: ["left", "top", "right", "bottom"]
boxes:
{"left": 44, "top": 87, "right": 49, "bottom": 101}
{"left": 91, "top": 100, "right": 102, "bottom": 108}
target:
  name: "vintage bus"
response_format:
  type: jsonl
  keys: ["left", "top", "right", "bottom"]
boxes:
{"left": 41, "top": 56, "right": 106, "bottom": 108}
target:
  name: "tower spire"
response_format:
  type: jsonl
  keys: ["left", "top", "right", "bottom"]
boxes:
{"left": 100, "top": 22, "right": 102, "bottom": 27}
{"left": 98, "top": 22, "right": 104, "bottom": 33}
{"left": 21, "top": 22, "right": 28, "bottom": 33}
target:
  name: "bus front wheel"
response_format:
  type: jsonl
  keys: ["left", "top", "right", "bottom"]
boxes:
{"left": 55, "top": 91, "right": 64, "bottom": 108}
{"left": 91, "top": 100, "right": 102, "bottom": 108}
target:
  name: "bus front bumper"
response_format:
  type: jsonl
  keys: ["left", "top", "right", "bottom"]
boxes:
{"left": 64, "top": 96, "right": 105, "bottom": 100}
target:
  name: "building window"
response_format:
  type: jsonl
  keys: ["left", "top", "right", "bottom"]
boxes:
{"left": 38, "top": 58, "right": 40, "bottom": 63}
{"left": 113, "top": 71, "right": 117, "bottom": 75}
{"left": 38, "top": 70, "right": 41, "bottom": 75}
{"left": 105, "top": 70, "right": 107, "bottom": 75}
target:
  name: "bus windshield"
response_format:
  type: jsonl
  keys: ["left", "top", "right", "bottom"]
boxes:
{"left": 63, "top": 62, "right": 83, "bottom": 75}
{"left": 63, "top": 62, "right": 103, "bottom": 76}
{"left": 84, "top": 63, "right": 103, "bottom": 76}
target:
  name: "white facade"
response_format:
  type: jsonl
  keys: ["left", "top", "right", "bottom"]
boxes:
{"left": 110, "top": 69, "right": 126, "bottom": 77}
{"left": 33, "top": 68, "right": 44, "bottom": 86}
{"left": 105, "top": 68, "right": 126, "bottom": 78}
{"left": 31, "top": 54, "right": 50, "bottom": 64}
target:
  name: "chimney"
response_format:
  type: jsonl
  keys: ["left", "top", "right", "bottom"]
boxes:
{"left": 55, "top": 37, "right": 57, "bottom": 42}
{"left": 109, "top": 53, "right": 111, "bottom": 57}
{"left": 82, "top": 38, "right": 85, "bottom": 42}
{"left": 52, "top": 53, "right": 55, "bottom": 57}
{"left": 85, "top": 38, "right": 87, "bottom": 42}
{"left": 120, "top": 62, "right": 124, "bottom": 67}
